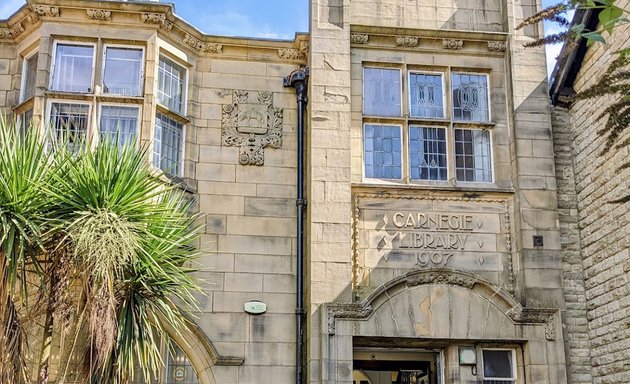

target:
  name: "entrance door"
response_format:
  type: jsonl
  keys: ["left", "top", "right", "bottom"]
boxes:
{"left": 353, "top": 349, "right": 443, "bottom": 384}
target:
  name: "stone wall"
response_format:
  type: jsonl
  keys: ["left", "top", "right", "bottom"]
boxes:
{"left": 566, "top": 9, "right": 630, "bottom": 383}
{"left": 552, "top": 107, "right": 592, "bottom": 384}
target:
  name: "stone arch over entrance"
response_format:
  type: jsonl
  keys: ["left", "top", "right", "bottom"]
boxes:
{"left": 162, "top": 318, "right": 244, "bottom": 384}
{"left": 326, "top": 268, "right": 557, "bottom": 340}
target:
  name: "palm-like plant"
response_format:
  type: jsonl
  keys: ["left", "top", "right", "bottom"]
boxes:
{"left": 0, "top": 116, "right": 203, "bottom": 384}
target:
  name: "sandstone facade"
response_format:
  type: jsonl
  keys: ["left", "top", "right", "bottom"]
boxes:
{"left": 0, "top": 0, "right": 616, "bottom": 383}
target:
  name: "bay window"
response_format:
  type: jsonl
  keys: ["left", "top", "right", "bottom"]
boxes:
{"left": 153, "top": 113, "right": 184, "bottom": 176}
{"left": 362, "top": 66, "right": 493, "bottom": 184}
{"left": 49, "top": 102, "right": 90, "bottom": 151}
{"left": 100, "top": 105, "right": 140, "bottom": 146}
{"left": 21, "top": 51, "right": 38, "bottom": 102}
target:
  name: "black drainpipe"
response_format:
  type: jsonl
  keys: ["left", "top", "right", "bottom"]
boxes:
{"left": 283, "top": 65, "right": 309, "bottom": 384}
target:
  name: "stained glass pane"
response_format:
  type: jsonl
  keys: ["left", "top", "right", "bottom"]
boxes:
{"left": 452, "top": 73, "right": 490, "bottom": 122}
{"left": 409, "top": 73, "right": 444, "bottom": 118}
{"left": 364, "top": 124, "right": 401, "bottom": 179}
{"left": 409, "top": 126, "right": 447, "bottom": 181}
{"left": 363, "top": 68, "right": 401, "bottom": 117}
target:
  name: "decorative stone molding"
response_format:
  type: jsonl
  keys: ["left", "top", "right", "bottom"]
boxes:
{"left": 141, "top": 13, "right": 173, "bottom": 31}
{"left": 0, "top": 28, "right": 11, "bottom": 39}
{"left": 220, "top": 89, "right": 283, "bottom": 166}
{"left": 351, "top": 33, "right": 369, "bottom": 44}
{"left": 395, "top": 35, "right": 419, "bottom": 47}
{"left": 406, "top": 270, "right": 477, "bottom": 289}
{"left": 487, "top": 41, "right": 507, "bottom": 52}
{"left": 327, "top": 304, "right": 373, "bottom": 335}
{"left": 10, "top": 23, "right": 24, "bottom": 38}
{"left": 183, "top": 34, "right": 222, "bottom": 53}
{"left": 87, "top": 9, "right": 111, "bottom": 21}
{"left": 29, "top": 5, "right": 60, "bottom": 17}
{"left": 507, "top": 308, "right": 558, "bottom": 340}
{"left": 278, "top": 40, "right": 308, "bottom": 60}
{"left": 205, "top": 43, "right": 223, "bottom": 54}
{"left": 442, "top": 38, "right": 463, "bottom": 50}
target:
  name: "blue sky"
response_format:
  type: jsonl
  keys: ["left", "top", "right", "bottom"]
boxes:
{"left": 1, "top": 0, "right": 565, "bottom": 73}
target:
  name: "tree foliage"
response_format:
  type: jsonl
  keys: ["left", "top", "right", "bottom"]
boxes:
{"left": 518, "top": 0, "right": 630, "bottom": 202}
{"left": 0, "top": 116, "right": 203, "bottom": 383}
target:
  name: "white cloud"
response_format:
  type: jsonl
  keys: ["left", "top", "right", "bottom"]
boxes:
{"left": 0, "top": 0, "right": 24, "bottom": 19}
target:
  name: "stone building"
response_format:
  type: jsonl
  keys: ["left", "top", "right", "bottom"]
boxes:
{"left": 550, "top": 4, "right": 630, "bottom": 384}
{"left": 0, "top": 0, "right": 586, "bottom": 383}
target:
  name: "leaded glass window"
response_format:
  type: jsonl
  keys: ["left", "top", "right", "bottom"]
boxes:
{"left": 409, "top": 127, "right": 447, "bottom": 181}
{"left": 153, "top": 113, "right": 183, "bottom": 176}
{"left": 455, "top": 128, "right": 492, "bottom": 182}
{"left": 364, "top": 124, "right": 402, "bottom": 179}
{"left": 452, "top": 73, "right": 490, "bottom": 122}
{"left": 100, "top": 105, "right": 139, "bottom": 146}
{"left": 50, "top": 102, "right": 90, "bottom": 151}
{"left": 51, "top": 43, "right": 94, "bottom": 93}
{"left": 103, "top": 47, "right": 143, "bottom": 96}
{"left": 164, "top": 344, "right": 200, "bottom": 384}
{"left": 409, "top": 73, "right": 444, "bottom": 118}
{"left": 363, "top": 67, "right": 401, "bottom": 117}
{"left": 157, "top": 56, "right": 186, "bottom": 114}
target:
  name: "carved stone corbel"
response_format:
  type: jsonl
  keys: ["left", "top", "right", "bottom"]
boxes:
{"left": 507, "top": 307, "right": 558, "bottom": 341}
{"left": 351, "top": 33, "right": 369, "bottom": 44}
{"left": 10, "top": 23, "right": 24, "bottom": 38}
{"left": 87, "top": 9, "right": 111, "bottom": 21}
{"left": 30, "top": 5, "right": 60, "bottom": 17}
{"left": 141, "top": 13, "right": 173, "bottom": 31}
{"left": 395, "top": 36, "right": 419, "bottom": 47}
{"left": 487, "top": 41, "right": 507, "bottom": 52}
{"left": 221, "top": 90, "right": 283, "bottom": 165}
{"left": 0, "top": 28, "right": 11, "bottom": 39}
{"left": 278, "top": 40, "right": 308, "bottom": 60}
{"left": 442, "top": 39, "right": 463, "bottom": 50}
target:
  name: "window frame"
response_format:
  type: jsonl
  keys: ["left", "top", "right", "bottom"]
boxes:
{"left": 480, "top": 348, "right": 517, "bottom": 383}
{"left": 451, "top": 71, "right": 492, "bottom": 123}
{"left": 101, "top": 43, "right": 146, "bottom": 97}
{"left": 97, "top": 102, "right": 142, "bottom": 147}
{"left": 153, "top": 110, "right": 186, "bottom": 178}
{"left": 156, "top": 54, "right": 188, "bottom": 116}
{"left": 46, "top": 99, "right": 93, "bottom": 150}
{"left": 20, "top": 48, "right": 39, "bottom": 103}
{"left": 361, "top": 64, "right": 495, "bottom": 186}
{"left": 49, "top": 40, "right": 97, "bottom": 94}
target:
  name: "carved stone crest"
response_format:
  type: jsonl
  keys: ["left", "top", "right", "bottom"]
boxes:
{"left": 395, "top": 36, "right": 419, "bottom": 47}
{"left": 442, "top": 39, "right": 463, "bottom": 50}
{"left": 87, "top": 9, "right": 111, "bottom": 21}
{"left": 30, "top": 5, "right": 60, "bottom": 17}
{"left": 0, "top": 29, "right": 11, "bottom": 39}
{"left": 487, "top": 41, "right": 507, "bottom": 52}
{"left": 351, "top": 33, "right": 369, "bottom": 44}
{"left": 221, "top": 90, "right": 283, "bottom": 165}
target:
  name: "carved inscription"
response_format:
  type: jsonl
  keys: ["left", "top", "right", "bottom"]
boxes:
{"left": 221, "top": 90, "right": 283, "bottom": 165}
{"left": 352, "top": 193, "right": 513, "bottom": 294}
